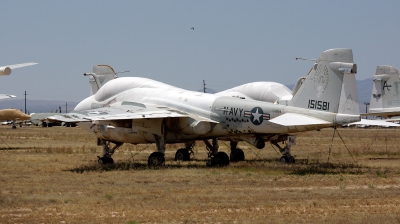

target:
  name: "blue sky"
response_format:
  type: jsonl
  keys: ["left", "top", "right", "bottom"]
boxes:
{"left": 1, "top": 0, "right": 400, "bottom": 102}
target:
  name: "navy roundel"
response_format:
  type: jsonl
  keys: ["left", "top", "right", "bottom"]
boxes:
{"left": 250, "top": 107, "right": 264, "bottom": 125}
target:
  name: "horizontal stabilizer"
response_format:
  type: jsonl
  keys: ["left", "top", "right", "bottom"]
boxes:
{"left": 269, "top": 113, "right": 330, "bottom": 126}
{"left": 350, "top": 119, "right": 400, "bottom": 127}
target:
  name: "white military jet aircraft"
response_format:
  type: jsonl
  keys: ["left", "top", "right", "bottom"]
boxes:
{"left": 51, "top": 49, "right": 369, "bottom": 166}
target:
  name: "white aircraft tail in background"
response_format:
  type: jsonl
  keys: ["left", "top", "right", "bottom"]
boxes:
{"left": 364, "top": 65, "right": 400, "bottom": 118}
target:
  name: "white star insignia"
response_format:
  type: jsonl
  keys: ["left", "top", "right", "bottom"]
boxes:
{"left": 252, "top": 108, "right": 262, "bottom": 123}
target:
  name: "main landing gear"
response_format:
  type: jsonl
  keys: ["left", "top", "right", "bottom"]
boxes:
{"left": 271, "top": 136, "right": 296, "bottom": 164}
{"left": 174, "top": 142, "right": 195, "bottom": 161}
{"left": 148, "top": 134, "right": 166, "bottom": 167}
{"left": 174, "top": 140, "right": 244, "bottom": 165}
{"left": 97, "top": 139, "right": 123, "bottom": 164}
{"left": 203, "top": 138, "right": 230, "bottom": 167}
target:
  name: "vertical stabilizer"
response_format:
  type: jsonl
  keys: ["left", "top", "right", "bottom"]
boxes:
{"left": 369, "top": 65, "right": 400, "bottom": 115}
{"left": 278, "top": 49, "right": 359, "bottom": 115}
{"left": 89, "top": 65, "right": 117, "bottom": 95}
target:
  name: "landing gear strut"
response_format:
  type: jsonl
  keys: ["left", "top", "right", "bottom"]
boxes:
{"left": 175, "top": 142, "right": 195, "bottom": 161}
{"left": 97, "top": 139, "right": 123, "bottom": 164}
{"left": 271, "top": 135, "right": 296, "bottom": 164}
{"left": 148, "top": 130, "right": 167, "bottom": 167}
{"left": 204, "top": 138, "right": 229, "bottom": 167}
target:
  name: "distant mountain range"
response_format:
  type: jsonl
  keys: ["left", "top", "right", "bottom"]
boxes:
{"left": 0, "top": 78, "right": 374, "bottom": 114}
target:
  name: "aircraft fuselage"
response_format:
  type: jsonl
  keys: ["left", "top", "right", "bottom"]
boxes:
{"left": 75, "top": 77, "right": 346, "bottom": 145}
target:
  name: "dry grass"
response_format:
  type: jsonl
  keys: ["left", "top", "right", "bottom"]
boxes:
{"left": 0, "top": 125, "right": 400, "bottom": 223}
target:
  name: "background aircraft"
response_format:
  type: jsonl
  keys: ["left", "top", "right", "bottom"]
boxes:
{"left": 0, "top": 108, "right": 31, "bottom": 128}
{"left": 0, "top": 62, "right": 37, "bottom": 128}
{"left": 362, "top": 65, "right": 400, "bottom": 118}
{"left": 49, "top": 48, "right": 384, "bottom": 167}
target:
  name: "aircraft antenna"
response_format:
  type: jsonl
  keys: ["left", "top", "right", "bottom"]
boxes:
{"left": 295, "top": 57, "right": 317, "bottom": 61}
{"left": 116, "top": 70, "right": 130, "bottom": 74}
{"left": 24, "top": 91, "right": 27, "bottom": 114}
{"left": 203, "top": 80, "right": 207, "bottom": 93}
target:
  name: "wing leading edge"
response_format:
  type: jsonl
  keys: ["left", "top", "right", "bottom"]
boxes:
{"left": 44, "top": 101, "right": 218, "bottom": 124}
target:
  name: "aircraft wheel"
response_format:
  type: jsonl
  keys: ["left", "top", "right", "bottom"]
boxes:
{"left": 230, "top": 148, "right": 245, "bottom": 162}
{"left": 207, "top": 152, "right": 230, "bottom": 167}
{"left": 148, "top": 152, "right": 165, "bottom": 167}
{"left": 218, "top": 152, "right": 230, "bottom": 166}
{"left": 98, "top": 156, "right": 114, "bottom": 165}
{"left": 175, "top": 148, "right": 190, "bottom": 161}
{"left": 280, "top": 156, "right": 289, "bottom": 163}
{"left": 280, "top": 156, "right": 295, "bottom": 164}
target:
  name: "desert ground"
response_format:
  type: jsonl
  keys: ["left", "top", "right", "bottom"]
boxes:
{"left": 0, "top": 125, "right": 399, "bottom": 223}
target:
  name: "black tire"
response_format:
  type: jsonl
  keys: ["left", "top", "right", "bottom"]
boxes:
{"left": 207, "top": 152, "right": 230, "bottom": 167}
{"left": 175, "top": 148, "right": 190, "bottom": 161}
{"left": 148, "top": 152, "right": 165, "bottom": 167}
{"left": 98, "top": 157, "right": 114, "bottom": 165}
{"left": 230, "top": 148, "right": 245, "bottom": 162}
{"left": 279, "top": 156, "right": 289, "bottom": 163}
{"left": 218, "top": 152, "right": 230, "bottom": 166}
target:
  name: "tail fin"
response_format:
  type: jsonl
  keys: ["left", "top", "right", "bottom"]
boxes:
{"left": 88, "top": 65, "right": 117, "bottom": 95}
{"left": 279, "top": 48, "right": 359, "bottom": 115}
{"left": 368, "top": 65, "right": 400, "bottom": 116}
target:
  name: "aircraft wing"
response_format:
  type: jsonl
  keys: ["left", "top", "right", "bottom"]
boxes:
{"left": 0, "top": 94, "right": 16, "bottom": 100}
{"left": 269, "top": 113, "right": 331, "bottom": 126}
{"left": 350, "top": 119, "right": 400, "bottom": 127}
{"left": 85, "top": 106, "right": 189, "bottom": 121}
{"left": 7, "top": 62, "right": 38, "bottom": 69}
{"left": 0, "top": 62, "right": 38, "bottom": 76}
{"left": 45, "top": 101, "right": 217, "bottom": 123}
{"left": 45, "top": 113, "right": 88, "bottom": 123}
